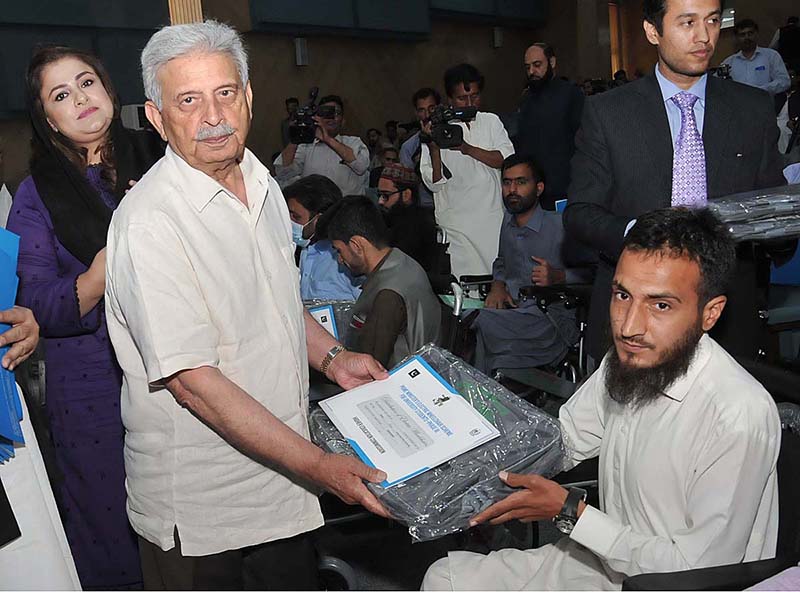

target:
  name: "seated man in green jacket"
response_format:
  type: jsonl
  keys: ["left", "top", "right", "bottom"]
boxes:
{"left": 320, "top": 195, "right": 441, "bottom": 368}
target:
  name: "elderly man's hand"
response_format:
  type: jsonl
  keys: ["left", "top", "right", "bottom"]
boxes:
{"left": 0, "top": 306, "right": 40, "bottom": 370}
{"left": 312, "top": 452, "right": 391, "bottom": 518}
{"left": 469, "top": 471, "right": 570, "bottom": 526}
{"left": 326, "top": 350, "right": 389, "bottom": 390}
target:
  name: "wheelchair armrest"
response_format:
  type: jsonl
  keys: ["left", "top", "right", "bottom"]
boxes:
{"left": 458, "top": 274, "right": 494, "bottom": 285}
{"left": 621, "top": 556, "right": 799, "bottom": 591}
{"left": 518, "top": 283, "right": 593, "bottom": 310}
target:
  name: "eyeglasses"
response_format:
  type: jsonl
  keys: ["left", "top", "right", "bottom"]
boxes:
{"left": 377, "top": 189, "right": 403, "bottom": 201}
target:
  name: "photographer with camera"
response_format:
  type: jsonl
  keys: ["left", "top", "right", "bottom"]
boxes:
{"left": 275, "top": 94, "right": 370, "bottom": 196}
{"left": 419, "top": 63, "right": 515, "bottom": 279}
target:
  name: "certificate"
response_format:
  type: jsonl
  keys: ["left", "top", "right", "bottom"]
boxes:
{"left": 319, "top": 356, "right": 500, "bottom": 487}
{"left": 308, "top": 304, "right": 338, "bottom": 339}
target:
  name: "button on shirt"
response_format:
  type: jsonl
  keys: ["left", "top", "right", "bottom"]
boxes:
{"left": 105, "top": 147, "right": 323, "bottom": 556}
{"left": 443, "top": 335, "right": 780, "bottom": 590}
{"left": 655, "top": 63, "right": 707, "bottom": 147}
{"left": 565, "top": 335, "right": 779, "bottom": 583}
{"left": 274, "top": 135, "right": 370, "bottom": 196}
{"left": 722, "top": 47, "right": 791, "bottom": 96}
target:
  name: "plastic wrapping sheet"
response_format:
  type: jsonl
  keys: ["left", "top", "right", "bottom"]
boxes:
{"left": 709, "top": 185, "right": 800, "bottom": 223}
{"left": 304, "top": 300, "right": 355, "bottom": 341}
{"left": 310, "top": 344, "right": 566, "bottom": 541}
{"left": 725, "top": 214, "right": 800, "bottom": 242}
{"left": 778, "top": 402, "right": 800, "bottom": 434}
{"left": 708, "top": 185, "right": 800, "bottom": 242}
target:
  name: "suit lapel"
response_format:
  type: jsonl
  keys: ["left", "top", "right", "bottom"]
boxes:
{"left": 633, "top": 74, "right": 673, "bottom": 207}
{"left": 703, "top": 76, "right": 734, "bottom": 193}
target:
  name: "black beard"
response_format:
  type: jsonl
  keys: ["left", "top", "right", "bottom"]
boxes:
{"left": 604, "top": 322, "right": 704, "bottom": 409}
{"left": 504, "top": 192, "right": 538, "bottom": 215}
{"left": 527, "top": 64, "right": 554, "bottom": 91}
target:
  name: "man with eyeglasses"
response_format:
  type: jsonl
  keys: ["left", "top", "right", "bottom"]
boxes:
{"left": 376, "top": 163, "right": 437, "bottom": 272}
{"left": 275, "top": 94, "right": 370, "bottom": 196}
{"left": 419, "top": 63, "right": 515, "bottom": 279}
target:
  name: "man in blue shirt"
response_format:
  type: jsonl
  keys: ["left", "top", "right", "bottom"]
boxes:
{"left": 472, "top": 154, "right": 592, "bottom": 373}
{"left": 721, "top": 19, "right": 790, "bottom": 101}
{"left": 283, "top": 175, "right": 362, "bottom": 302}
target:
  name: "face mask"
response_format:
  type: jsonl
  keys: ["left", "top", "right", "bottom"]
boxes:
{"left": 291, "top": 220, "right": 311, "bottom": 248}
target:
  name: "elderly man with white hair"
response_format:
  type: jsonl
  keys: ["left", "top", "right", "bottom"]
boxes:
{"left": 105, "top": 20, "right": 389, "bottom": 590}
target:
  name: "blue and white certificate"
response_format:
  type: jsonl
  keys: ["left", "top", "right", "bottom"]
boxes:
{"left": 319, "top": 356, "right": 500, "bottom": 487}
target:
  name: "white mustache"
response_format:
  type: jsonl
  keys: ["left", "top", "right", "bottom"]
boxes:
{"left": 195, "top": 122, "right": 235, "bottom": 140}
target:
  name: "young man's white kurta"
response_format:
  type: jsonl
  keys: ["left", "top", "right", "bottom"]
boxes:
{"left": 424, "top": 335, "right": 780, "bottom": 590}
{"left": 419, "top": 111, "right": 514, "bottom": 278}
{"left": 105, "top": 147, "right": 323, "bottom": 556}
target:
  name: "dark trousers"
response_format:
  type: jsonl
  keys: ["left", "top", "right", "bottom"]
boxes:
{"left": 138, "top": 528, "right": 320, "bottom": 591}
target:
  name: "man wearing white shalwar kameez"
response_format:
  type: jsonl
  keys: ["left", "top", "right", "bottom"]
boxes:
{"left": 419, "top": 64, "right": 514, "bottom": 279}
{"left": 423, "top": 208, "right": 781, "bottom": 591}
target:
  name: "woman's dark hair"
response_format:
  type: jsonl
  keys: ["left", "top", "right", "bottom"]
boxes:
{"left": 27, "top": 45, "right": 120, "bottom": 182}
{"left": 443, "top": 63, "right": 485, "bottom": 98}
{"left": 623, "top": 207, "right": 736, "bottom": 305}
{"left": 283, "top": 174, "right": 342, "bottom": 216}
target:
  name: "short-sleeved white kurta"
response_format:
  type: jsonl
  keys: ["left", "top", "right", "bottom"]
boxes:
{"left": 106, "top": 147, "right": 323, "bottom": 556}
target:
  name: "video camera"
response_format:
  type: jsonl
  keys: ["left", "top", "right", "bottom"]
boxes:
{"left": 290, "top": 87, "right": 337, "bottom": 145}
{"left": 709, "top": 64, "right": 731, "bottom": 80}
{"left": 422, "top": 105, "right": 478, "bottom": 149}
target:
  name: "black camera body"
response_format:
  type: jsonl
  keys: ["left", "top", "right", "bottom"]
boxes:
{"left": 289, "top": 87, "right": 320, "bottom": 145}
{"left": 423, "top": 105, "right": 478, "bottom": 149}
{"left": 709, "top": 64, "right": 731, "bottom": 79}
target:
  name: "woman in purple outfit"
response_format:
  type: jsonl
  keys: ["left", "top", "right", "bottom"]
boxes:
{"left": 6, "top": 46, "right": 163, "bottom": 589}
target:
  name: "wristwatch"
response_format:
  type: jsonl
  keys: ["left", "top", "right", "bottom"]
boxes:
{"left": 320, "top": 344, "right": 345, "bottom": 376}
{"left": 553, "top": 486, "right": 587, "bottom": 535}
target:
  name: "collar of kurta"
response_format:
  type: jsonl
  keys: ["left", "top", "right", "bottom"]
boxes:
{"left": 658, "top": 333, "right": 713, "bottom": 403}
{"left": 164, "top": 146, "right": 269, "bottom": 212}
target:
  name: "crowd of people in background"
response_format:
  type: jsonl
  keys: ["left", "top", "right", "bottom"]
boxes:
{"left": 0, "top": 0, "right": 799, "bottom": 590}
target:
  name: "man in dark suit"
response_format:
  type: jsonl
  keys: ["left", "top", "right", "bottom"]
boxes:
{"left": 564, "top": 0, "right": 788, "bottom": 362}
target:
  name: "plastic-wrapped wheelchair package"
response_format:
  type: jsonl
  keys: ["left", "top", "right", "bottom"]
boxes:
{"left": 708, "top": 185, "right": 800, "bottom": 241}
{"left": 304, "top": 300, "right": 355, "bottom": 341}
{"left": 309, "top": 343, "right": 566, "bottom": 541}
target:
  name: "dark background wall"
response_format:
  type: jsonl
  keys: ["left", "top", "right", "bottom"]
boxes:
{"left": 1, "top": 0, "right": 794, "bottom": 190}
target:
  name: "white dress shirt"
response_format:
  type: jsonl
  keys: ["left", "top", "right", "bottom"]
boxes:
{"left": 424, "top": 334, "right": 780, "bottom": 590}
{"left": 106, "top": 147, "right": 323, "bottom": 556}
{"left": 274, "top": 134, "right": 370, "bottom": 196}
{"left": 419, "top": 111, "right": 514, "bottom": 278}
{"left": 722, "top": 47, "right": 791, "bottom": 96}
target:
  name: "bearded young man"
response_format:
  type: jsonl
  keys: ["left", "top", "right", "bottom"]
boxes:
{"left": 513, "top": 43, "right": 584, "bottom": 211}
{"left": 423, "top": 207, "right": 781, "bottom": 591}
{"left": 471, "top": 154, "right": 592, "bottom": 374}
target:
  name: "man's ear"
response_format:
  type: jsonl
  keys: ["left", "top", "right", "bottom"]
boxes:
{"left": 536, "top": 181, "right": 545, "bottom": 197}
{"left": 701, "top": 295, "right": 727, "bottom": 332}
{"left": 245, "top": 80, "right": 254, "bottom": 118}
{"left": 349, "top": 235, "right": 368, "bottom": 257}
{"left": 401, "top": 188, "right": 413, "bottom": 205}
{"left": 643, "top": 19, "right": 661, "bottom": 47}
{"left": 144, "top": 101, "right": 168, "bottom": 142}
{"left": 549, "top": 56, "right": 557, "bottom": 71}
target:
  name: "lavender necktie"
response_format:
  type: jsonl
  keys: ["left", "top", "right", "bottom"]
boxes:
{"left": 670, "top": 92, "right": 707, "bottom": 207}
